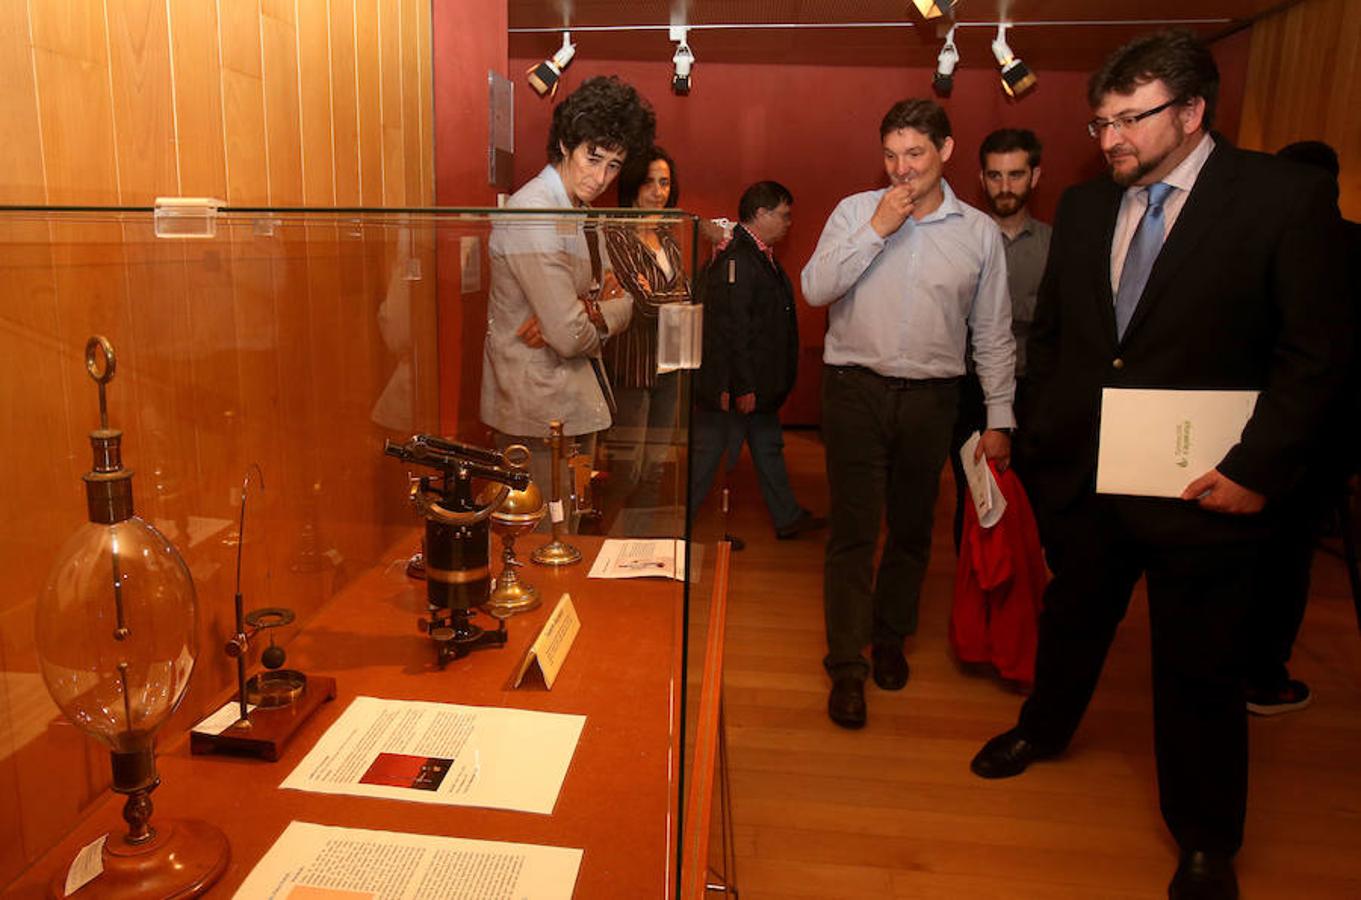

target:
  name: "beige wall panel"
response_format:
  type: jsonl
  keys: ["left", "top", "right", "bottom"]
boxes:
{"left": 400, "top": 0, "right": 421, "bottom": 205}
{"left": 27, "top": 0, "right": 107, "bottom": 62}
{"left": 354, "top": 0, "right": 383, "bottom": 205}
{"left": 221, "top": 68, "right": 270, "bottom": 204}
{"left": 217, "top": 0, "right": 262, "bottom": 76}
{"left": 378, "top": 0, "right": 404, "bottom": 205}
{"left": 167, "top": 0, "right": 228, "bottom": 198}
{"left": 107, "top": 0, "right": 180, "bottom": 202}
{"left": 260, "top": 13, "right": 302, "bottom": 204}
{"left": 1240, "top": 0, "right": 1361, "bottom": 219}
{"left": 328, "top": 0, "right": 361, "bottom": 205}
{"left": 417, "top": 0, "right": 432, "bottom": 203}
{"left": 261, "top": 0, "right": 295, "bottom": 24}
{"left": 0, "top": 2, "right": 46, "bottom": 202}
{"left": 297, "top": 0, "right": 335, "bottom": 205}
{"left": 32, "top": 48, "right": 119, "bottom": 204}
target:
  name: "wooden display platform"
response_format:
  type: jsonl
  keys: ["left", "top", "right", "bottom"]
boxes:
{"left": 188, "top": 675, "right": 338, "bottom": 761}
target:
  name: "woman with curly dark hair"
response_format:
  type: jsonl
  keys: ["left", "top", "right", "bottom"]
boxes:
{"left": 601, "top": 146, "right": 689, "bottom": 501}
{"left": 481, "top": 76, "right": 655, "bottom": 516}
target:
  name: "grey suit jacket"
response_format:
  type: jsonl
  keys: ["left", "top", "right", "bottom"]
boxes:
{"left": 481, "top": 165, "right": 632, "bottom": 437}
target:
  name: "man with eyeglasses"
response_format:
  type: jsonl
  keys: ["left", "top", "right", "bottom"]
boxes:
{"left": 970, "top": 30, "right": 1350, "bottom": 900}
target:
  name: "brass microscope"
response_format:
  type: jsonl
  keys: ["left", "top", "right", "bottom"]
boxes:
{"left": 384, "top": 435, "right": 531, "bottom": 667}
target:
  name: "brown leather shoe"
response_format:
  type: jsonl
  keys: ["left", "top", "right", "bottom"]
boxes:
{"left": 970, "top": 727, "right": 1060, "bottom": 778}
{"left": 776, "top": 508, "right": 827, "bottom": 540}
{"left": 827, "top": 676, "right": 866, "bottom": 729}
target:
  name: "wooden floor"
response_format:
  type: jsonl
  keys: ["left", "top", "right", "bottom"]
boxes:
{"left": 690, "top": 429, "right": 1361, "bottom": 899}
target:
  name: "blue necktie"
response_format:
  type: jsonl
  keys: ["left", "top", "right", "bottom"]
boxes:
{"left": 1114, "top": 182, "right": 1174, "bottom": 340}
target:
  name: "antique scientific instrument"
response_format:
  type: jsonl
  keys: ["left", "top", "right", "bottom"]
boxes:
{"left": 35, "top": 336, "right": 229, "bottom": 897}
{"left": 384, "top": 435, "right": 531, "bottom": 666}
{"left": 481, "top": 466, "right": 547, "bottom": 618}
{"left": 531, "top": 420, "right": 585, "bottom": 566}
{"left": 190, "top": 465, "right": 335, "bottom": 760}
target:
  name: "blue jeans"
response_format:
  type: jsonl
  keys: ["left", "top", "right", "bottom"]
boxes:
{"left": 689, "top": 407, "right": 802, "bottom": 531}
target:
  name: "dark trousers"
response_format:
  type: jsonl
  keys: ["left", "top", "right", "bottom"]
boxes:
{"left": 688, "top": 406, "right": 802, "bottom": 530}
{"left": 821, "top": 365, "right": 959, "bottom": 678}
{"left": 1018, "top": 495, "right": 1258, "bottom": 854}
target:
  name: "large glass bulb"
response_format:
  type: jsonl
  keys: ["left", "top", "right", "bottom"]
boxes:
{"left": 36, "top": 517, "right": 197, "bottom": 754}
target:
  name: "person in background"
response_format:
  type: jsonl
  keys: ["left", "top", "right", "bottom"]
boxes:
{"left": 950, "top": 128, "right": 1053, "bottom": 550}
{"left": 1242, "top": 139, "right": 1360, "bottom": 715}
{"left": 801, "top": 98, "right": 1015, "bottom": 730}
{"left": 969, "top": 31, "right": 1350, "bottom": 899}
{"left": 481, "top": 76, "right": 655, "bottom": 506}
{"left": 690, "top": 181, "right": 824, "bottom": 545}
{"left": 601, "top": 146, "right": 690, "bottom": 506}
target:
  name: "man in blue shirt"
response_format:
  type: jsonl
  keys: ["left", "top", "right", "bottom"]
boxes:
{"left": 802, "top": 99, "right": 1016, "bottom": 729}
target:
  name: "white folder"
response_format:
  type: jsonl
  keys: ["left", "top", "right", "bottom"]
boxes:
{"left": 1095, "top": 388, "right": 1260, "bottom": 498}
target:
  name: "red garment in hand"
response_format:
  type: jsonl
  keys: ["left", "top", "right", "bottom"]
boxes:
{"left": 949, "top": 464, "right": 1048, "bottom": 686}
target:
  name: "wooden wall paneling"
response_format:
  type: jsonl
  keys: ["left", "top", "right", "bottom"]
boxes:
{"left": 260, "top": 11, "right": 303, "bottom": 204}
{"left": 0, "top": 2, "right": 46, "bottom": 202}
{"left": 27, "top": 0, "right": 107, "bottom": 62}
{"left": 297, "top": 0, "right": 336, "bottom": 206}
{"left": 1239, "top": 0, "right": 1361, "bottom": 219}
{"left": 30, "top": 45, "right": 120, "bottom": 205}
{"left": 107, "top": 0, "right": 180, "bottom": 202}
{"left": 417, "top": 0, "right": 432, "bottom": 203}
{"left": 400, "top": 0, "right": 422, "bottom": 205}
{"left": 378, "top": 0, "right": 406, "bottom": 206}
{"left": 167, "top": 0, "right": 228, "bottom": 199}
{"left": 217, "top": 0, "right": 263, "bottom": 76}
{"left": 355, "top": 0, "right": 384, "bottom": 205}
{"left": 329, "top": 0, "right": 362, "bottom": 205}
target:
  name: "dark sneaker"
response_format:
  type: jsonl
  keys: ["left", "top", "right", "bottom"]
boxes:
{"left": 775, "top": 508, "right": 827, "bottom": 540}
{"left": 1246, "top": 679, "right": 1312, "bottom": 716}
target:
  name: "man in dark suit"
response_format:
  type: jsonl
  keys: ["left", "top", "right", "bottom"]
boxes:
{"left": 689, "top": 181, "right": 823, "bottom": 540}
{"left": 969, "top": 31, "right": 1350, "bottom": 899}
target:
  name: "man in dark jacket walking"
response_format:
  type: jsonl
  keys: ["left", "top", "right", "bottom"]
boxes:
{"left": 689, "top": 181, "right": 822, "bottom": 540}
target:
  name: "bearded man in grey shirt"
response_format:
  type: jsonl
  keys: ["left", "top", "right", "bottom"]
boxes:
{"left": 950, "top": 128, "right": 1053, "bottom": 549}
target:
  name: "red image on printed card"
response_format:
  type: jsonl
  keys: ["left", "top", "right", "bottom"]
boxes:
{"left": 358, "top": 753, "right": 453, "bottom": 791}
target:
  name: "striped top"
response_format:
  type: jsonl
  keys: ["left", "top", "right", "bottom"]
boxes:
{"left": 602, "top": 224, "right": 691, "bottom": 389}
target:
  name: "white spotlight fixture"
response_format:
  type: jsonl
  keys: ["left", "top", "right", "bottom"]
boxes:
{"left": 992, "top": 23, "right": 1037, "bottom": 98}
{"left": 911, "top": 0, "right": 956, "bottom": 19}
{"left": 670, "top": 26, "right": 695, "bottom": 95}
{"left": 933, "top": 25, "right": 960, "bottom": 97}
{"left": 527, "top": 31, "right": 576, "bottom": 97}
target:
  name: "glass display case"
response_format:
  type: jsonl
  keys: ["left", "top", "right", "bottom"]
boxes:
{"left": 0, "top": 204, "right": 725, "bottom": 897}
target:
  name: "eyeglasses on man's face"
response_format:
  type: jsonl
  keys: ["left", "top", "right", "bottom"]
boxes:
{"left": 1086, "top": 97, "right": 1183, "bottom": 139}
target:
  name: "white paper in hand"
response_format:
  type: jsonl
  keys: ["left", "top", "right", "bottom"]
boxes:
{"left": 959, "top": 432, "right": 1006, "bottom": 528}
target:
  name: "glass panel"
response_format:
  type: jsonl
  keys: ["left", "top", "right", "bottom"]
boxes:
{"left": 0, "top": 206, "right": 703, "bottom": 894}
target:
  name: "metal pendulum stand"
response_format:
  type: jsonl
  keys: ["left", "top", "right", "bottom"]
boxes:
{"left": 532, "top": 420, "right": 582, "bottom": 566}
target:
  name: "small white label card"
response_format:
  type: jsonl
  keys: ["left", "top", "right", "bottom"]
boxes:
{"left": 191, "top": 700, "right": 258, "bottom": 736}
{"left": 514, "top": 594, "right": 581, "bottom": 689}
{"left": 63, "top": 834, "right": 106, "bottom": 897}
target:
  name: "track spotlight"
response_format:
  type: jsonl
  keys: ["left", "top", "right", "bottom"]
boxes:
{"left": 933, "top": 26, "right": 959, "bottom": 97}
{"left": 911, "top": 0, "right": 956, "bottom": 19}
{"left": 670, "top": 26, "right": 695, "bottom": 95}
{"left": 992, "top": 24, "right": 1037, "bottom": 98}
{"left": 527, "top": 31, "right": 576, "bottom": 97}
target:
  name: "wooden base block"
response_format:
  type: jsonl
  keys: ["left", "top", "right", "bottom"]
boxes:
{"left": 189, "top": 675, "right": 336, "bottom": 761}
{"left": 48, "top": 818, "right": 229, "bottom": 899}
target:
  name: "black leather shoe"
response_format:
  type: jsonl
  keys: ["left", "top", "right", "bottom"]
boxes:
{"left": 871, "top": 644, "right": 909, "bottom": 691}
{"left": 970, "top": 727, "right": 1058, "bottom": 779}
{"left": 776, "top": 508, "right": 827, "bottom": 540}
{"left": 1168, "top": 850, "right": 1237, "bottom": 900}
{"left": 827, "top": 676, "right": 867, "bottom": 729}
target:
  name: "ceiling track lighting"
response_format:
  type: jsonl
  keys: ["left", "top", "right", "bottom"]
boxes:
{"left": 992, "top": 23, "right": 1037, "bottom": 98}
{"left": 527, "top": 31, "right": 576, "bottom": 97}
{"left": 670, "top": 25, "right": 695, "bottom": 95}
{"left": 911, "top": 0, "right": 956, "bottom": 20}
{"left": 933, "top": 25, "right": 959, "bottom": 97}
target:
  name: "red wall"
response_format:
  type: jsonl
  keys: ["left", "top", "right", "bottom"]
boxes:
{"left": 506, "top": 53, "right": 1249, "bottom": 426}
{"left": 433, "top": 0, "right": 507, "bottom": 436}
